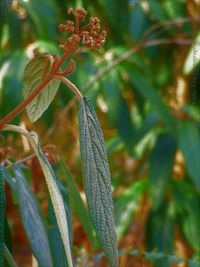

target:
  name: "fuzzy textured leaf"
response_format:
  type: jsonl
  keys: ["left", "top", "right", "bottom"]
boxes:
{"left": 28, "top": 132, "right": 73, "bottom": 267}
{"left": 79, "top": 96, "right": 118, "bottom": 267}
{"left": 23, "top": 53, "right": 60, "bottom": 122}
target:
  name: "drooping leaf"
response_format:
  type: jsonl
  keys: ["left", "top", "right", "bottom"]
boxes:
{"left": 102, "top": 70, "right": 135, "bottom": 149}
{"left": 114, "top": 180, "right": 148, "bottom": 240}
{"left": 0, "top": 165, "right": 6, "bottom": 267}
{"left": 13, "top": 167, "right": 53, "bottom": 267}
{"left": 0, "top": 0, "right": 13, "bottom": 23}
{"left": 23, "top": 53, "right": 60, "bottom": 122}
{"left": 172, "top": 180, "right": 200, "bottom": 252}
{"left": 177, "top": 121, "right": 200, "bottom": 190}
{"left": 54, "top": 161, "right": 97, "bottom": 249}
{"left": 129, "top": 69, "right": 176, "bottom": 130}
{"left": 146, "top": 204, "right": 175, "bottom": 267}
{"left": 48, "top": 177, "right": 72, "bottom": 267}
{"left": 28, "top": 132, "right": 73, "bottom": 267}
{"left": 149, "top": 133, "right": 176, "bottom": 211}
{"left": 79, "top": 96, "right": 118, "bottom": 267}
{"left": 0, "top": 51, "right": 28, "bottom": 125}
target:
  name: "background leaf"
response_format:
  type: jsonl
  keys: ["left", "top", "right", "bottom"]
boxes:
{"left": 149, "top": 133, "right": 176, "bottom": 211}
{"left": 0, "top": 165, "right": 6, "bottom": 267}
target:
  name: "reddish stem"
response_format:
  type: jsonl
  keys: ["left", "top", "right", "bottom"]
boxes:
{"left": 0, "top": 50, "right": 69, "bottom": 128}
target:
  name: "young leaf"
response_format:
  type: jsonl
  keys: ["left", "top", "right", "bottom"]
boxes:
{"left": 28, "top": 132, "right": 73, "bottom": 267}
{"left": 79, "top": 96, "right": 118, "bottom": 267}
{"left": 0, "top": 165, "right": 6, "bottom": 267}
{"left": 13, "top": 167, "right": 53, "bottom": 267}
{"left": 23, "top": 53, "right": 60, "bottom": 122}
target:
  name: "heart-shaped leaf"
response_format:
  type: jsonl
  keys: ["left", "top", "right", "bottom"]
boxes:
{"left": 79, "top": 96, "right": 118, "bottom": 267}
{"left": 23, "top": 53, "right": 60, "bottom": 122}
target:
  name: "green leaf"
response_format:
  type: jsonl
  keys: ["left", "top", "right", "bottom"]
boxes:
{"left": 28, "top": 132, "right": 73, "bottom": 267}
{"left": 146, "top": 204, "right": 175, "bottom": 267}
{"left": 23, "top": 53, "right": 60, "bottom": 122}
{"left": 149, "top": 133, "right": 176, "bottom": 211}
{"left": 0, "top": 51, "right": 28, "bottom": 124}
{"left": 48, "top": 177, "right": 72, "bottom": 267}
{"left": 114, "top": 180, "right": 148, "bottom": 240}
{"left": 172, "top": 180, "right": 200, "bottom": 252}
{"left": 13, "top": 167, "right": 53, "bottom": 267}
{"left": 79, "top": 96, "right": 118, "bottom": 267}
{"left": 0, "top": 165, "right": 6, "bottom": 267}
{"left": 0, "top": 0, "right": 13, "bottom": 23}
{"left": 177, "top": 121, "right": 200, "bottom": 189}
{"left": 129, "top": 69, "right": 176, "bottom": 130}
{"left": 4, "top": 244, "right": 18, "bottom": 267}
{"left": 54, "top": 161, "right": 97, "bottom": 249}
{"left": 102, "top": 70, "right": 135, "bottom": 149}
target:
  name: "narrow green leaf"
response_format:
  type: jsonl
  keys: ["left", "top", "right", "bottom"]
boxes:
{"left": 28, "top": 133, "right": 73, "bottom": 267}
{"left": 149, "top": 133, "right": 176, "bottom": 211}
{"left": 177, "top": 121, "right": 200, "bottom": 190}
{"left": 4, "top": 244, "right": 18, "bottom": 267}
{"left": 146, "top": 204, "right": 175, "bottom": 267}
{"left": 129, "top": 69, "right": 176, "bottom": 130}
{"left": 13, "top": 167, "right": 53, "bottom": 267}
{"left": 0, "top": 0, "right": 13, "bottom": 23}
{"left": 172, "top": 180, "right": 200, "bottom": 252}
{"left": 0, "top": 165, "right": 6, "bottom": 267}
{"left": 54, "top": 161, "right": 97, "bottom": 248}
{"left": 79, "top": 96, "right": 118, "bottom": 267}
{"left": 102, "top": 70, "right": 135, "bottom": 149}
{"left": 23, "top": 53, "right": 60, "bottom": 122}
{"left": 114, "top": 180, "right": 148, "bottom": 240}
{"left": 48, "top": 177, "right": 72, "bottom": 267}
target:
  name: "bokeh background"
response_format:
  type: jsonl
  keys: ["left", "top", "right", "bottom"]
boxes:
{"left": 0, "top": 0, "right": 200, "bottom": 266}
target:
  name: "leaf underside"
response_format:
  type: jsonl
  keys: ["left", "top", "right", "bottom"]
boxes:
{"left": 79, "top": 96, "right": 118, "bottom": 267}
{"left": 23, "top": 53, "right": 60, "bottom": 122}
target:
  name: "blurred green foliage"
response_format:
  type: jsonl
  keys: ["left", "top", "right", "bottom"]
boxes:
{"left": 0, "top": 0, "right": 200, "bottom": 266}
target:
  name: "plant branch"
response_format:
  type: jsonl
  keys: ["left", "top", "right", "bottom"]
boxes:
{"left": 54, "top": 75, "right": 83, "bottom": 100}
{"left": 0, "top": 50, "right": 70, "bottom": 128}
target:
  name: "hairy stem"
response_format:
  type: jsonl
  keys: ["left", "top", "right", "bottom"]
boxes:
{"left": 54, "top": 75, "right": 83, "bottom": 100}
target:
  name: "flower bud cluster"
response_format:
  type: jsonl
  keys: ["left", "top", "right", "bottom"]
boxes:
{"left": 58, "top": 7, "right": 106, "bottom": 53}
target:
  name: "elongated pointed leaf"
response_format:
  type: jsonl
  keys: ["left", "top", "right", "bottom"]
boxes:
{"left": 129, "top": 69, "right": 176, "bottom": 130}
{"left": 48, "top": 177, "right": 72, "bottom": 267}
{"left": 4, "top": 244, "right": 18, "bottom": 267}
{"left": 0, "top": 165, "right": 6, "bottom": 267}
{"left": 54, "top": 161, "right": 97, "bottom": 248}
{"left": 28, "top": 133, "right": 73, "bottom": 267}
{"left": 114, "top": 180, "right": 148, "bottom": 240}
{"left": 23, "top": 53, "right": 60, "bottom": 122}
{"left": 13, "top": 167, "right": 53, "bottom": 267}
{"left": 177, "top": 121, "right": 200, "bottom": 190}
{"left": 79, "top": 96, "right": 118, "bottom": 267}
{"left": 149, "top": 133, "right": 176, "bottom": 211}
